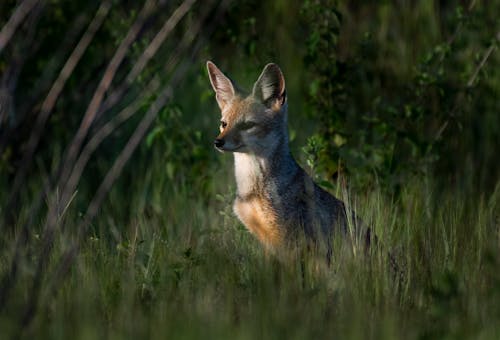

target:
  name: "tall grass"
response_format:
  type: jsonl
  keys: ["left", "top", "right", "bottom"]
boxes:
{"left": 1, "top": 156, "right": 498, "bottom": 338}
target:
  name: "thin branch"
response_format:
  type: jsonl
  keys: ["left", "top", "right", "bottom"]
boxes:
{"left": 17, "top": 0, "right": 158, "bottom": 328}
{"left": 64, "top": 77, "right": 161, "bottom": 208}
{"left": 431, "top": 35, "right": 498, "bottom": 145}
{"left": 99, "top": 0, "right": 197, "bottom": 115}
{"left": 64, "top": 0, "right": 156, "bottom": 162}
{"left": 1, "top": 0, "right": 162, "bottom": 301}
{"left": 18, "top": 11, "right": 90, "bottom": 120}
{"left": 0, "top": 1, "right": 43, "bottom": 140}
{"left": 15, "top": 0, "right": 230, "bottom": 332}
{"left": 467, "top": 42, "right": 497, "bottom": 88}
{"left": 3, "top": 1, "right": 113, "bottom": 229}
{"left": 44, "top": 0, "right": 230, "bottom": 309}
{"left": 54, "top": 0, "right": 157, "bottom": 214}
{"left": 0, "top": 0, "right": 40, "bottom": 53}
{"left": 62, "top": 0, "right": 212, "bottom": 235}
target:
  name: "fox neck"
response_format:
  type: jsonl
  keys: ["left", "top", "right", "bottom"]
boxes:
{"left": 233, "top": 133, "right": 299, "bottom": 199}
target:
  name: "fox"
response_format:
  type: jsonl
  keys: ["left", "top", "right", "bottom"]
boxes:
{"left": 207, "top": 61, "right": 368, "bottom": 261}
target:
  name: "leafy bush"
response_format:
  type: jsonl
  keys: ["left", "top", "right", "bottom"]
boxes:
{"left": 301, "top": 1, "right": 500, "bottom": 193}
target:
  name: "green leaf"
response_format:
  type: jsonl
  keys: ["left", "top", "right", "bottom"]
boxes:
{"left": 146, "top": 125, "right": 165, "bottom": 148}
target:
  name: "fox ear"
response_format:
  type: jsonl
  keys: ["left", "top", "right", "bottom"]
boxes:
{"left": 252, "top": 63, "right": 286, "bottom": 110}
{"left": 207, "top": 61, "right": 235, "bottom": 110}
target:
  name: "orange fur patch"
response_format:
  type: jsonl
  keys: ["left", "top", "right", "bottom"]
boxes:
{"left": 234, "top": 196, "right": 283, "bottom": 249}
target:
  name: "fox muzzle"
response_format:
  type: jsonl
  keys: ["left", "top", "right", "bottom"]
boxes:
{"left": 214, "top": 138, "right": 225, "bottom": 149}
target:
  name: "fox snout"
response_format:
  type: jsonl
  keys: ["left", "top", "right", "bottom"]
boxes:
{"left": 214, "top": 138, "right": 225, "bottom": 149}
{"left": 213, "top": 132, "right": 241, "bottom": 152}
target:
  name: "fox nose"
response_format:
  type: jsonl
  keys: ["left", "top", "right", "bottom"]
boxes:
{"left": 214, "top": 138, "right": 225, "bottom": 148}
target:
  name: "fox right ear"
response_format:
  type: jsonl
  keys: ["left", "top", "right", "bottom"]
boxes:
{"left": 207, "top": 61, "right": 235, "bottom": 111}
{"left": 252, "top": 63, "right": 286, "bottom": 111}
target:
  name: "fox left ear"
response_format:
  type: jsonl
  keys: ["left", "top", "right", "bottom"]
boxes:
{"left": 207, "top": 61, "right": 235, "bottom": 111}
{"left": 252, "top": 63, "right": 286, "bottom": 111}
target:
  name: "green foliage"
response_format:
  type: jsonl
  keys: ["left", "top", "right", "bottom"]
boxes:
{"left": 301, "top": 1, "right": 500, "bottom": 192}
{"left": 145, "top": 103, "right": 216, "bottom": 197}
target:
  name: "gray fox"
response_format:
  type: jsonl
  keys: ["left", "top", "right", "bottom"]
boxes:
{"left": 207, "top": 61, "right": 366, "bottom": 260}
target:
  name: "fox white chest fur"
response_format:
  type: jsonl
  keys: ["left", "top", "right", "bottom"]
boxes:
{"left": 233, "top": 153, "right": 262, "bottom": 197}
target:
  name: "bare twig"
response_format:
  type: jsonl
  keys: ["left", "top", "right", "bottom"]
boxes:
{"left": 3, "top": 1, "right": 113, "bottom": 229}
{"left": 44, "top": 0, "right": 230, "bottom": 309}
{"left": 63, "top": 0, "right": 156, "bottom": 165}
{"left": 51, "top": 0, "right": 157, "bottom": 219}
{"left": 467, "top": 42, "right": 497, "bottom": 88}
{"left": 99, "top": 0, "right": 198, "bottom": 115}
{"left": 9, "top": 0, "right": 230, "bottom": 333}
{"left": 0, "top": 1, "right": 43, "bottom": 141}
{"left": 64, "top": 77, "right": 161, "bottom": 207}
{"left": 1, "top": 0, "right": 164, "bottom": 305}
{"left": 16, "top": 0, "right": 158, "bottom": 329}
{"left": 61, "top": 0, "right": 213, "bottom": 237}
{"left": 445, "top": 0, "right": 478, "bottom": 47}
{"left": 431, "top": 34, "right": 498, "bottom": 145}
{"left": 18, "top": 11, "right": 89, "bottom": 120}
{"left": 0, "top": 0, "right": 40, "bottom": 53}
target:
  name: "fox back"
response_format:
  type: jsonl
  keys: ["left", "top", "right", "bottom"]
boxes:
{"left": 207, "top": 61, "right": 350, "bottom": 258}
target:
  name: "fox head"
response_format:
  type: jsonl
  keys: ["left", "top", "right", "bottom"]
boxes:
{"left": 207, "top": 61, "right": 288, "bottom": 157}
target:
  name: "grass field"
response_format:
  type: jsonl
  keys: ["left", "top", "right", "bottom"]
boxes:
{"left": 2, "top": 162, "right": 499, "bottom": 339}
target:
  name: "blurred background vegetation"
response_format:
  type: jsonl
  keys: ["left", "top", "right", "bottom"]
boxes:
{"left": 0, "top": 0, "right": 499, "bottom": 338}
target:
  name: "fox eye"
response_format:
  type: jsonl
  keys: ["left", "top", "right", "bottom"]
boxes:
{"left": 239, "top": 121, "right": 257, "bottom": 130}
{"left": 220, "top": 121, "right": 227, "bottom": 129}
